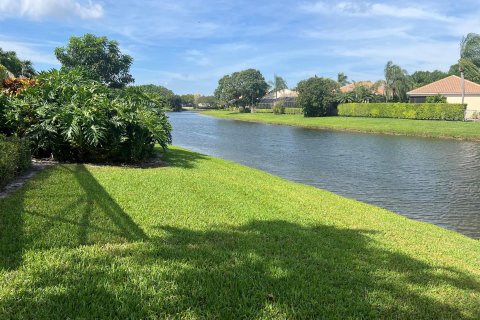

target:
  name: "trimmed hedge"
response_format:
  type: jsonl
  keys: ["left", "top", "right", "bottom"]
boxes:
{"left": 285, "top": 108, "right": 303, "bottom": 115}
{"left": 338, "top": 103, "right": 466, "bottom": 121}
{"left": 255, "top": 108, "right": 303, "bottom": 115}
{"left": 255, "top": 108, "right": 273, "bottom": 113}
{"left": 0, "top": 135, "right": 31, "bottom": 189}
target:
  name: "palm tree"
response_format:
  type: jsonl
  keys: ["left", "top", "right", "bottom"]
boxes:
{"left": 336, "top": 92, "right": 355, "bottom": 104}
{"left": 268, "top": 74, "right": 288, "bottom": 99}
{"left": 384, "top": 61, "right": 412, "bottom": 102}
{"left": 460, "top": 33, "right": 480, "bottom": 68}
{"left": 337, "top": 72, "right": 349, "bottom": 86}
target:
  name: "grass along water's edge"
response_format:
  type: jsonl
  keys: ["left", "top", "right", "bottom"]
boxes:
{"left": 0, "top": 146, "right": 479, "bottom": 319}
{"left": 201, "top": 110, "right": 480, "bottom": 141}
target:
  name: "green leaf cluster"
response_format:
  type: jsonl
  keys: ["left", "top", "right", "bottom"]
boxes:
{"left": 55, "top": 34, "right": 134, "bottom": 88}
{"left": 1, "top": 69, "right": 171, "bottom": 162}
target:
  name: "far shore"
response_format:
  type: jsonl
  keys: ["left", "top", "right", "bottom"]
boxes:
{"left": 200, "top": 110, "right": 480, "bottom": 141}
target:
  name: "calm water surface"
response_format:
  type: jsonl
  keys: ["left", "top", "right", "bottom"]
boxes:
{"left": 169, "top": 112, "right": 480, "bottom": 239}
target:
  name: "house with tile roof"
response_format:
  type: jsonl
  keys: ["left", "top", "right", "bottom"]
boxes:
{"left": 407, "top": 75, "right": 480, "bottom": 119}
{"left": 340, "top": 81, "right": 385, "bottom": 96}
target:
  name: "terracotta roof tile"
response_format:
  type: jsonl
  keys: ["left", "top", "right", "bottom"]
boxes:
{"left": 340, "top": 81, "right": 384, "bottom": 95}
{"left": 407, "top": 75, "right": 480, "bottom": 95}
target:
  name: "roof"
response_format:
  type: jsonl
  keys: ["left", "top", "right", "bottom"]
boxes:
{"left": 407, "top": 75, "right": 480, "bottom": 95}
{"left": 340, "top": 81, "right": 385, "bottom": 95}
{"left": 263, "top": 89, "right": 298, "bottom": 99}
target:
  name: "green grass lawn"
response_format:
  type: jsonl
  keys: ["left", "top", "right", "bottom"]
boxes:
{"left": 202, "top": 110, "right": 480, "bottom": 141}
{"left": 0, "top": 147, "right": 479, "bottom": 319}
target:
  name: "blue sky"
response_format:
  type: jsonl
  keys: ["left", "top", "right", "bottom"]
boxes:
{"left": 0, "top": 0, "right": 478, "bottom": 95}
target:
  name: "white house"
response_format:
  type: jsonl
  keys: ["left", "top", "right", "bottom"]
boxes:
{"left": 407, "top": 75, "right": 480, "bottom": 119}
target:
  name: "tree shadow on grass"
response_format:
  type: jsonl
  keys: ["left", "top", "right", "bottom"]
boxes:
{"left": 1, "top": 220, "right": 479, "bottom": 318}
{"left": 160, "top": 148, "right": 209, "bottom": 169}
{"left": 143, "top": 220, "right": 480, "bottom": 319}
{"left": 0, "top": 164, "right": 148, "bottom": 271}
{"left": 0, "top": 168, "right": 57, "bottom": 271}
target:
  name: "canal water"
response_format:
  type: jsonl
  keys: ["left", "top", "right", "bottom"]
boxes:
{"left": 169, "top": 112, "right": 480, "bottom": 239}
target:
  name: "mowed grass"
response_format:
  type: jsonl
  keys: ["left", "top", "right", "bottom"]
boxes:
{"left": 0, "top": 147, "right": 479, "bottom": 319}
{"left": 203, "top": 110, "right": 480, "bottom": 141}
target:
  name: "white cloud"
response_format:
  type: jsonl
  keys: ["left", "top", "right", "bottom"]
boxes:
{"left": 0, "top": 36, "right": 59, "bottom": 66}
{"left": 185, "top": 50, "right": 210, "bottom": 66}
{"left": 0, "top": 0, "right": 103, "bottom": 20}
{"left": 300, "top": 1, "right": 452, "bottom": 21}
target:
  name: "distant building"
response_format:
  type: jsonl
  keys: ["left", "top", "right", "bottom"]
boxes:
{"left": 340, "top": 81, "right": 385, "bottom": 96}
{"left": 407, "top": 75, "right": 480, "bottom": 119}
{"left": 257, "top": 89, "right": 299, "bottom": 109}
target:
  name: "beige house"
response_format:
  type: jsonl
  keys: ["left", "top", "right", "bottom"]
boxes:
{"left": 407, "top": 75, "right": 480, "bottom": 119}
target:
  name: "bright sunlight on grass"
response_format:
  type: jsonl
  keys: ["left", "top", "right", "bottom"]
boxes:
{"left": 0, "top": 147, "right": 479, "bottom": 319}
{"left": 202, "top": 110, "right": 480, "bottom": 141}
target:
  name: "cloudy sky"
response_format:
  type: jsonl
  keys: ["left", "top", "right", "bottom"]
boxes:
{"left": 0, "top": 0, "right": 477, "bottom": 94}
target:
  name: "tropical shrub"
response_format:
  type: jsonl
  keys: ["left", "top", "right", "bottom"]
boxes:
{"left": 338, "top": 103, "right": 466, "bottom": 121}
{"left": 0, "top": 135, "right": 31, "bottom": 189}
{"left": 426, "top": 94, "right": 447, "bottom": 103}
{"left": 3, "top": 69, "right": 172, "bottom": 162}
{"left": 272, "top": 101, "right": 285, "bottom": 114}
{"left": 297, "top": 77, "right": 339, "bottom": 117}
{"left": 2, "top": 77, "right": 36, "bottom": 95}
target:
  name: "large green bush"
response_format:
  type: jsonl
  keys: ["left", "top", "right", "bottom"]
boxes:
{"left": 272, "top": 101, "right": 285, "bottom": 115}
{"left": 0, "top": 135, "right": 31, "bottom": 189}
{"left": 297, "top": 77, "right": 339, "bottom": 117}
{"left": 338, "top": 103, "right": 466, "bottom": 121}
{"left": 2, "top": 69, "right": 172, "bottom": 162}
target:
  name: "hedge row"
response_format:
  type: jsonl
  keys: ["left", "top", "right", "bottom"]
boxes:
{"left": 0, "top": 136, "right": 31, "bottom": 189}
{"left": 254, "top": 108, "right": 303, "bottom": 115}
{"left": 337, "top": 103, "right": 466, "bottom": 121}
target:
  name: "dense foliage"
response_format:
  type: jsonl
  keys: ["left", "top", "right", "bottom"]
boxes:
{"left": 336, "top": 83, "right": 383, "bottom": 104}
{"left": 2, "top": 69, "right": 171, "bottom": 162}
{"left": 410, "top": 70, "right": 448, "bottom": 88}
{"left": 338, "top": 103, "right": 466, "bottom": 121}
{"left": 214, "top": 69, "right": 269, "bottom": 109}
{"left": 55, "top": 34, "right": 134, "bottom": 88}
{"left": 296, "top": 77, "right": 339, "bottom": 117}
{"left": 425, "top": 94, "right": 447, "bottom": 103}
{"left": 136, "top": 84, "right": 183, "bottom": 111}
{"left": 0, "top": 48, "right": 35, "bottom": 77}
{"left": 0, "top": 135, "right": 31, "bottom": 189}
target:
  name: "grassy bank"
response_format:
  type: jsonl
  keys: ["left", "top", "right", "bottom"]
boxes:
{"left": 202, "top": 110, "right": 480, "bottom": 140}
{"left": 0, "top": 147, "right": 479, "bottom": 319}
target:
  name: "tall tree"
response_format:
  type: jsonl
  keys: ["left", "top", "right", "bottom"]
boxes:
{"left": 337, "top": 72, "right": 349, "bottom": 86}
{"left": 384, "top": 61, "right": 412, "bottom": 102}
{"left": 410, "top": 70, "right": 448, "bottom": 88}
{"left": 0, "top": 48, "right": 36, "bottom": 77}
{"left": 214, "top": 69, "right": 269, "bottom": 108}
{"left": 55, "top": 34, "right": 134, "bottom": 88}
{"left": 268, "top": 74, "right": 288, "bottom": 98}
